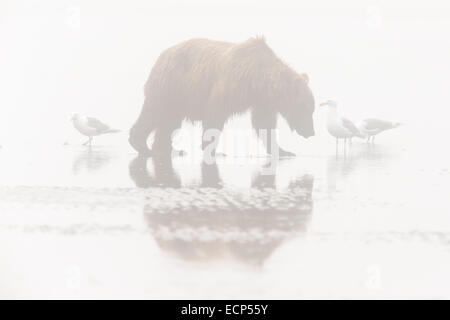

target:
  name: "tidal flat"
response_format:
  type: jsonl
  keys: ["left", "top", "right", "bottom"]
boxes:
{"left": 0, "top": 131, "right": 449, "bottom": 299}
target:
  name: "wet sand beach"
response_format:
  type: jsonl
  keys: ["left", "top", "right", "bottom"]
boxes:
{"left": 2, "top": 0, "right": 450, "bottom": 301}
{"left": 1, "top": 128, "right": 449, "bottom": 299}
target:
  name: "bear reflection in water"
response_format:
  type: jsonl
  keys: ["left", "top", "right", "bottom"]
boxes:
{"left": 129, "top": 155, "right": 314, "bottom": 265}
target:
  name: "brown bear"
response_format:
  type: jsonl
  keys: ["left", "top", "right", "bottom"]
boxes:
{"left": 129, "top": 37, "right": 315, "bottom": 157}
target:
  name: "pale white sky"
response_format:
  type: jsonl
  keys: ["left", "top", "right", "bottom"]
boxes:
{"left": 0, "top": 0, "right": 449, "bottom": 147}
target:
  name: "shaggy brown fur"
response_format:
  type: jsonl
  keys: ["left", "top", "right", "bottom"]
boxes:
{"left": 129, "top": 37, "right": 315, "bottom": 156}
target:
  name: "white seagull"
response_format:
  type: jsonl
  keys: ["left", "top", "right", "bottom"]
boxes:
{"left": 71, "top": 113, "right": 120, "bottom": 145}
{"left": 320, "top": 100, "right": 364, "bottom": 149}
{"left": 358, "top": 118, "right": 402, "bottom": 143}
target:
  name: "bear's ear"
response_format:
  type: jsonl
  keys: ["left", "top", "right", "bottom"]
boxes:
{"left": 300, "top": 73, "right": 309, "bottom": 85}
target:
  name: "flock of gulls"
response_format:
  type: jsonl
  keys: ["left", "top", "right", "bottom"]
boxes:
{"left": 320, "top": 100, "right": 401, "bottom": 149}
{"left": 71, "top": 100, "right": 401, "bottom": 152}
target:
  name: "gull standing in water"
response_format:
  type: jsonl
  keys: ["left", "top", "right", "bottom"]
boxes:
{"left": 358, "top": 118, "right": 402, "bottom": 143}
{"left": 71, "top": 113, "right": 120, "bottom": 145}
{"left": 320, "top": 100, "right": 364, "bottom": 151}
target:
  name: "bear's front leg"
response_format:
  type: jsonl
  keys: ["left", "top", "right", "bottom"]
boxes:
{"left": 264, "top": 129, "right": 296, "bottom": 158}
{"left": 251, "top": 109, "right": 296, "bottom": 158}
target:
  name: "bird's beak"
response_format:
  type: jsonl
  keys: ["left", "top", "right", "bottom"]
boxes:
{"left": 319, "top": 102, "right": 328, "bottom": 107}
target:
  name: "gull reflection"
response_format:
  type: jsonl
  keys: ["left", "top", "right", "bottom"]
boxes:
{"left": 129, "top": 156, "right": 314, "bottom": 265}
{"left": 72, "top": 146, "right": 115, "bottom": 175}
{"left": 326, "top": 143, "right": 397, "bottom": 193}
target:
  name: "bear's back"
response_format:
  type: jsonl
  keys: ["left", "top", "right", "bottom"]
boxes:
{"left": 143, "top": 37, "right": 295, "bottom": 118}
{"left": 145, "top": 39, "right": 233, "bottom": 92}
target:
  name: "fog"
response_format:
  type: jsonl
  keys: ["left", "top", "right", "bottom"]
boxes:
{"left": 1, "top": 1, "right": 450, "bottom": 299}
{"left": 1, "top": 0, "right": 449, "bottom": 148}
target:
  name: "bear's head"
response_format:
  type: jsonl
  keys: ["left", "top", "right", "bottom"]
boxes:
{"left": 280, "top": 73, "right": 315, "bottom": 139}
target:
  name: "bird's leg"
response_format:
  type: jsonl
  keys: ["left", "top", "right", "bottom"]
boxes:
{"left": 335, "top": 138, "right": 339, "bottom": 159}
{"left": 366, "top": 136, "right": 370, "bottom": 143}
{"left": 88, "top": 137, "right": 93, "bottom": 146}
{"left": 82, "top": 137, "right": 91, "bottom": 146}
{"left": 372, "top": 136, "right": 375, "bottom": 144}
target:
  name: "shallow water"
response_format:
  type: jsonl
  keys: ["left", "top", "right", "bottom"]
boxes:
{"left": 0, "top": 128, "right": 449, "bottom": 299}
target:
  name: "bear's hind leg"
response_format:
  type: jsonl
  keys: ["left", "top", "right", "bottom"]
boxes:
{"left": 152, "top": 119, "right": 185, "bottom": 157}
{"left": 129, "top": 99, "right": 159, "bottom": 156}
